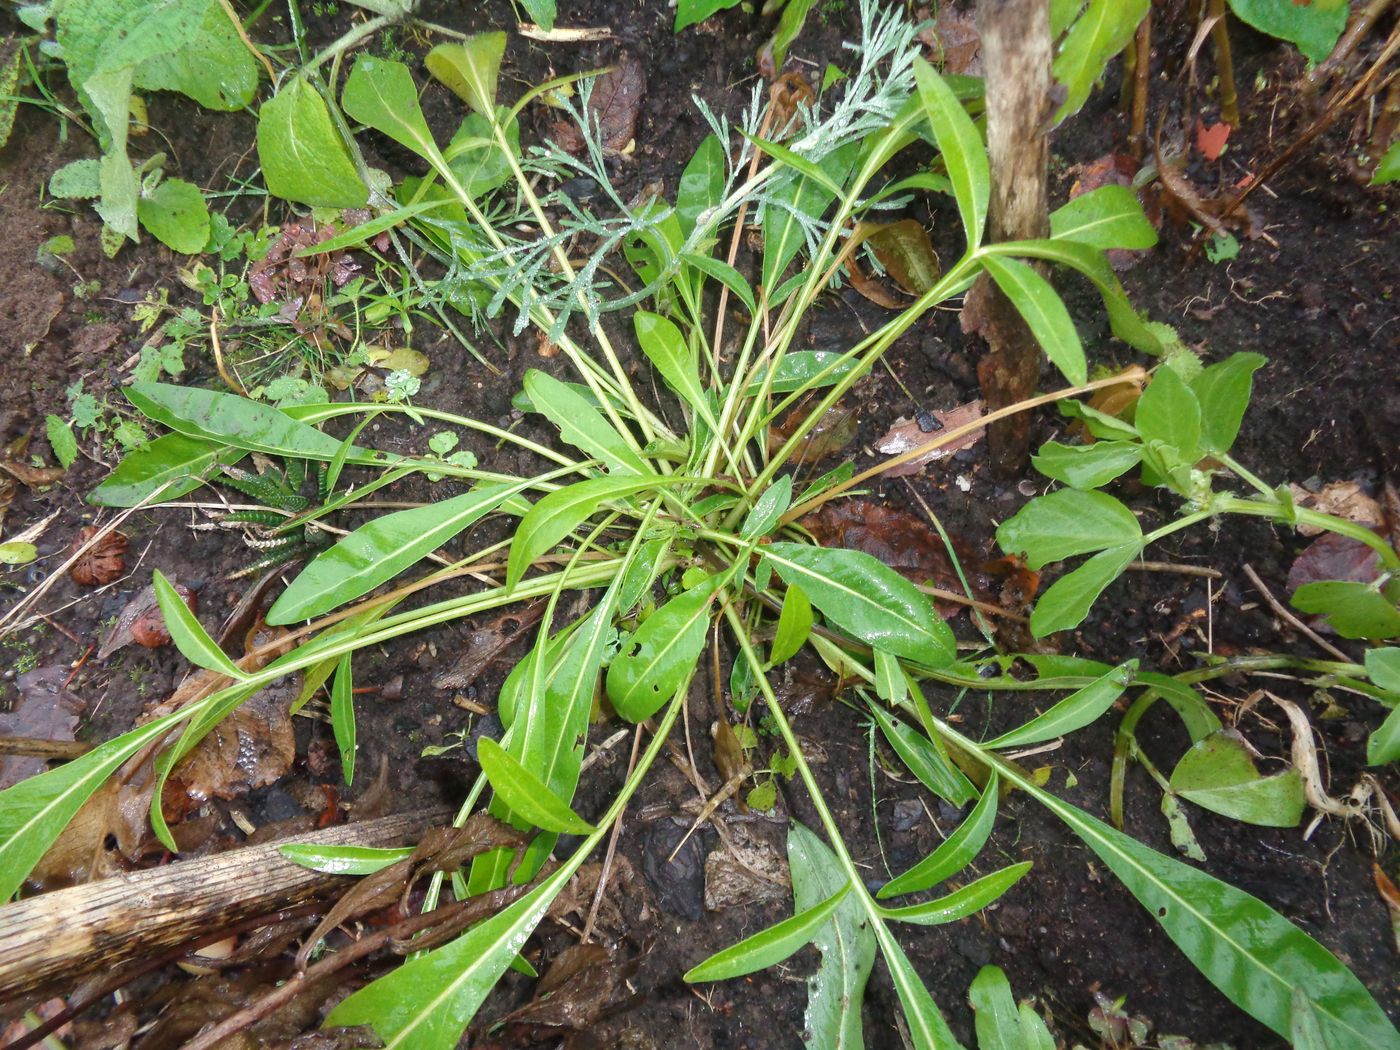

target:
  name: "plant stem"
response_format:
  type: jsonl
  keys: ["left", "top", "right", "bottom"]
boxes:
{"left": 1218, "top": 496, "right": 1400, "bottom": 571}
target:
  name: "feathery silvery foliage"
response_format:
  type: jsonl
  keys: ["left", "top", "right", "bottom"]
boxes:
{"left": 423, "top": 0, "right": 918, "bottom": 340}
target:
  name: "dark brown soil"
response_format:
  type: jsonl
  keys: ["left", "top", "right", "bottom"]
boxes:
{"left": 0, "top": 1, "right": 1397, "bottom": 1048}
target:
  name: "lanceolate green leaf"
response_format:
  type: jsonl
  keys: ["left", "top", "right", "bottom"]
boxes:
{"left": 878, "top": 932, "right": 967, "bottom": 1050}
{"left": 1038, "top": 791, "right": 1400, "bottom": 1048}
{"left": 1052, "top": 0, "right": 1149, "bottom": 124}
{"left": 685, "top": 887, "right": 850, "bottom": 982}
{"left": 1190, "top": 352, "right": 1265, "bottom": 455}
{"left": 633, "top": 311, "right": 718, "bottom": 429}
{"left": 761, "top": 140, "right": 858, "bottom": 290}
{"left": 741, "top": 475, "right": 792, "bottom": 540}
{"left": 879, "top": 863, "right": 1031, "bottom": 925}
{"left": 765, "top": 543, "right": 954, "bottom": 667}
{"left": 154, "top": 569, "right": 245, "bottom": 679}
{"left": 425, "top": 34, "right": 505, "bottom": 117}
{"left": 607, "top": 574, "right": 724, "bottom": 721}
{"left": 1029, "top": 543, "right": 1139, "bottom": 637}
{"left": 980, "top": 255, "right": 1086, "bottom": 385}
{"left": 90, "top": 432, "right": 246, "bottom": 507}
{"left": 257, "top": 77, "right": 368, "bottom": 208}
{"left": 476, "top": 738, "right": 595, "bottom": 834}
{"left": 1049, "top": 184, "right": 1157, "bottom": 250}
{"left": 0, "top": 706, "right": 195, "bottom": 900}
{"left": 913, "top": 58, "right": 988, "bottom": 249}
{"left": 879, "top": 772, "right": 999, "bottom": 898}
{"left": 770, "top": 583, "right": 813, "bottom": 666}
{"left": 676, "top": 133, "right": 725, "bottom": 236}
{"left": 331, "top": 654, "right": 356, "bottom": 785}
{"left": 507, "top": 476, "right": 670, "bottom": 589}
{"left": 968, "top": 966, "right": 1023, "bottom": 1050}
{"left": 342, "top": 55, "right": 440, "bottom": 164}
{"left": 983, "top": 661, "right": 1136, "bottom": 749}
{"left": 681, "top": 253, "right": 756, "bottom": 314}
{"left": 269, "top": 480, "right": 534, "bottom": 624}
{"left": 524, "top": 370, "right": 649, "bottom": 476}
{"left": 868, "top": 701, "right": 977, "bottom": 806}
{"left": 279, "top": 843, "right": 414, "bottom": 875}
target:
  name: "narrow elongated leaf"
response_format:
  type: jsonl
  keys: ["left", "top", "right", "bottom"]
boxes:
{"left": 745, "top": 351, "right": 858, "bottom": 395}
{"left": 685, "top": 887, "right": 850, "bottom": 981}
{"left": 257, "top": 77, "right": 367, "bottom": 208}
{"left": 331, "top": 654, "right": 356, "bottom": 785}
{"left": 1049, "top": 185, "right": 1157, "bottom": 249}
{"left": 269, "top": 481, "right": 528, "bottom": 624}
{"left": 0, "top": 706, "right": 193, "bottom": 899}
{"left": 741, "top": 476, "right": 792, "bottom": 540}
{"left": 1190, "top": 352, "right": 1265, "bottom": 455}
{"left": 633, "top": 311, "right": 717, "bottom": 429}
{"left": 1032, "top": 440, "right": 1142, "bottom": 490}
{"left": 477, "top": 738, "right": 594, "bottom": 834}
{"left": 1041, "top": 793, "right": 1400, "bottom": 1047}
{"left": 676, "top": 133, "right": 725, "bottom": 235}
{"left": 681, "top": 253, "right": 755, "bottom": 313}
{"left": 749, "top": 132, "right": 845, "bottom": 198}
{"left": 878, "top": 932, "right": 966, "bottom": 1050}
{"left": 969, "top": 966, "right": 1021, "bottom": 1050}
{"left": 342, "top": 55, "right": 439, "bottom": 162}
{"left": 869, "top": 702, "right": 977, "bottom": 805}
{"left": 879, "top": 863, "right": 1031, "bottom": 925}
{"left": 770, "top": 584, "right": 813, "bottom": 666}
{"left": 425, "top": 34, "right": 504, "bottom": 117}
{"left": 980, "top": 255, "right": 1086, "bottom": 385}
{"left": 879, "top": 772, "right": 999, "bottom": 898}
{"left": 984, "top": 661, "right": 1136, "bottom": 749}
{"left": 1052, "top": 0, "right": 1149, "bottom": 124}
{"left": 788, "top": 821, "right": 876, "bottom": 1050}
{"left": 997, "top": 488, "right": 1142, "bottom": 570}
{"left": 90, "top": 432, "right": 246, "bottom": 507}
{"left": 913, "top": 58, "right": 988, "bottom": 249}
{"left": 765, "top": 543, "right": 954, "bottom": 666}
{"left": 507, "top": 476, "right": 667, "bottom": 589}
{"left": 761, "top": 140, "right": 858, "bottom": 289}
{"left": 279, "top": 843, "right": 413, "bottom": 875}
{"left": 607, "top": 575, "right": 723, "bottom": 721}
{"left": 1028, "top": 543, "right": 1139, "bottom": 637}
{"left": 524, "top": 370, "right": 648, "bottom": 476}
{"left": 154, "top": 570, "right": 245, "bottom": 678}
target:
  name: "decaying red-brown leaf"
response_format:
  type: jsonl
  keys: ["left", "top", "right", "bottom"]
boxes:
{"left": 704, "top": 824, "right": 789, "bottom": 911}
{"left": 434, "top": 603, "right": 547, "bottom": 689}
{"left": 69, "top": 525, "right": 128, "bottom": 586}
{"left": 1287, "top": 530, "right": 1387, "bottom": 593}
{"left": 866, "top": 220, "right": 940, "bottom": 295}
{"left": 916, "top": 5, "right": 982, "bottom": 75}
{"left": 847, "top": 251, "right": 907, "bottom": 308}
{"left": 874, "top": 400, "right": 985, "bottom": 476}
{"left": 548, "top": 857, "right": 641, "bottom": 936}
{"left": 99, "top": 582, "right": 197, "bottom": 659}
{"left": 769, "top": 71, "right": 815, "bottom": 136}
{"left": 1068, "top": 380, "right": 1142, "bottom": 443}
{"left": 768, "top": 400, "right": 859, "bottom": 464}
{"left": 166, "top": 685, "right": 297, "bottom": 811}
{"left": 490, "top": 943, "right": 637, "bottom": 1044}
{"left": 1195, "top": 119, "right": 1231, "bottom": 162}
{"left": 549, "top": 54, "right": 646, "bottom": 154}
{"left": 804, "top": 499, "right": 999, "bottom": 617}
{"left": 0, "top": 666, "right": 87, "bottom": 790}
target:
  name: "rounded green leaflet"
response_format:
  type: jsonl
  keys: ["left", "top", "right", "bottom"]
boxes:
{"left": 763, "top": 543, "right": 954, "bottom": 667}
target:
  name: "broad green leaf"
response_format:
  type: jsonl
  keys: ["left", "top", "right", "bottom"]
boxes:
{"left": 523, "top": 370, "right": 648, "bottom": 477}
{"left": 984, "top": 661, "right": 1136, "bottom": 749}
{"left": 677, "top": 133, "right": 725, "bottom": 235}
{"left": 444, "top": 108, "right": 519, "bottom": 199}
{"left": 331, "top": 654, "right": 356, "bottom": 785}
{"left": 257, "top": 77, "right": 368, "bottom": 208}
{"left": 634, "top": 311, "right": 717, "bottom": 429}
{"left": 968, "top": 966, "right": 1021, "bottom": 1050}
{"left": 765, "top": 543, "right": 954, "bottom": 666}
{"left": 1227, "top": 0, "right": 1346, "bottom": 63}
{"left": 49, "top": 159, "right": 102, "bottom": 200}
{"left": 745, "top": 351, "right": 859, "bottom": 396}
{"left": 90, "top": 433, "right": 243, "bottom": 507}
{"left": 1372, "top": 140, "right": 1400, "bottom": 186}
{"left": 879, "top": 863, "right": 1031, "bottom": 925}
{"left": 1170, "top": 731, "right": 1305, "bottom": 827}
{"left": 1049, "top": 185, "right": 1157, "bottom": 249}
{"left": 868, "top": 701, "right": 977, "bottom": 805}
{"left": 685, "top": 887, "right": 850, "bottom": 981}
{"left": 1052, "top": 0, "right": 1149, "bottom": 124}
{"left": 279, "top": 843, "right": 414, "bottom": 875}
{"left": 154, "top": 569, "right": 245, "bottom": 678}
{"left": 761, "top": 140, "right": 858, "bottom": 290}
{"left": 131, "top": 0, "right": 258, "bottom": 110}
{"left": 1291, "top": 581, "right": 1400, "bottom": 641}
{"left": 681, "top": 253, "right": 755, "bottom": 314}
{"left": 1029, "top": 543, "right": 1139, "bottom": 637}
{"left": 1366, "top": 649, "right": 1400, "bottom": 764}
{"left": 879, "top": 933, "right": 966, "bottom": 1050}
{"left": 607, "top": 575, "right": 723, "bottom": 721}
{"left": 1059, "top": 399, "right": 1139, "bottom": 441}
{"left": 507, "top": 476, "right": 667, "bottom": 589}
{"left": 425, "top": 34, "right": 505, "bottom": 117}
{"left": 787, "top": 821, "right": 876, "bottom": 1050}
{"left": 879, "top": 772, "right": 999, "bottom": 898}
{"left": 477, "top": 738, "right": 594, "bottom": 834}
{"left": 984, "top": 239, "right": 1163, "bottom": 353}
{"left": 1190, "top": 352, "right": 1265, "bottom": 455}
{"left": 770, "top": 584, "right": 813, "bottom": 666}
{"left": 980, "top": 255, "right": 1086, "bottom": 385}
{"left": 137, "top": 177, "right": 209, "bottom": 254}
{"left": 997, "top": 488, "right": 1142, "bottom": 570}
{"left": 0, "top": 705, "right": 194, "bottom": 900}
{"left": 913, "top": 58, "right": 988, "bottom": 249}
{"left": 741, "top": 476, "right": 792, "bottom": 540}
{"left": 675, "top": 0, "right": 740, "bottom": 31}
{"left": 1136, "top": 366, "right": 1201, "bottom": 463}
{"left": 518, "top": 0, "right": 556, "bottom": 30}
{"left": 1040, "top": 793, "right": 1400, "bottom": 1047}
{"left": 1032, "top": 440, "right": 1142, "bottom": 490}
{"left": 342, "top": 56, "right": 439, "bottom": 163}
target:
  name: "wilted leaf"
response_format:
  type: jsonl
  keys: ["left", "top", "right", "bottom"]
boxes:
{"left": 874, "top": 400, "right": 985, "bottom": 475}
{"left": 704, "top": 825, "right": 789, "bottom": 911}
{"left": 768, "top": 401, "right": 859, "bottom": 463}
{"left": 866, "top": 219, "right": 941, "bottom": 295}
{"left": 1286, "top": 482, "right": 1384, "bottom": 536}
{"left": 433, "top": 604, "right": 546, "bottom": 690}
{"left": 1287, "top": 532, "right": 1385, "bottom": 592}
{"left": 918, "top": 4, "right": 982, "bottom": 75}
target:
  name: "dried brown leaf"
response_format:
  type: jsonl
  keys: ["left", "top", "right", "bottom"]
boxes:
{"left": 434, "top": 603, "right": 547, "bottom": 689}
{"left": 874, "top": 400, "right": 985, "bottom": 475}
{"left": 549, "top": 54, "right": 645, "bottom": 153}
{"left": 767, "top": 401, "right": 859, "bottom": 463}
{"left": 0, "top": 666, "right": 87, "bottom": 789}
{"left": 1287, "top": 481, "right": 1384, "bottom": 535}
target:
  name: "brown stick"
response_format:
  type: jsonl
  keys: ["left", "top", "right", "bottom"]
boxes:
{"left": 0, "top": 735, "right": 93, "bottom": 760}
{"left": 0, "top": 807, "right": 452, "bottom": 1005}
{"left": 968, "top": 0, "right": 1052, "bottom": 478}
{"left": 1130, "top": 9, "right": 1153, "bottom": 159}
{"left": 1208, "top": 0, "right": 1240, "bottom": 125}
